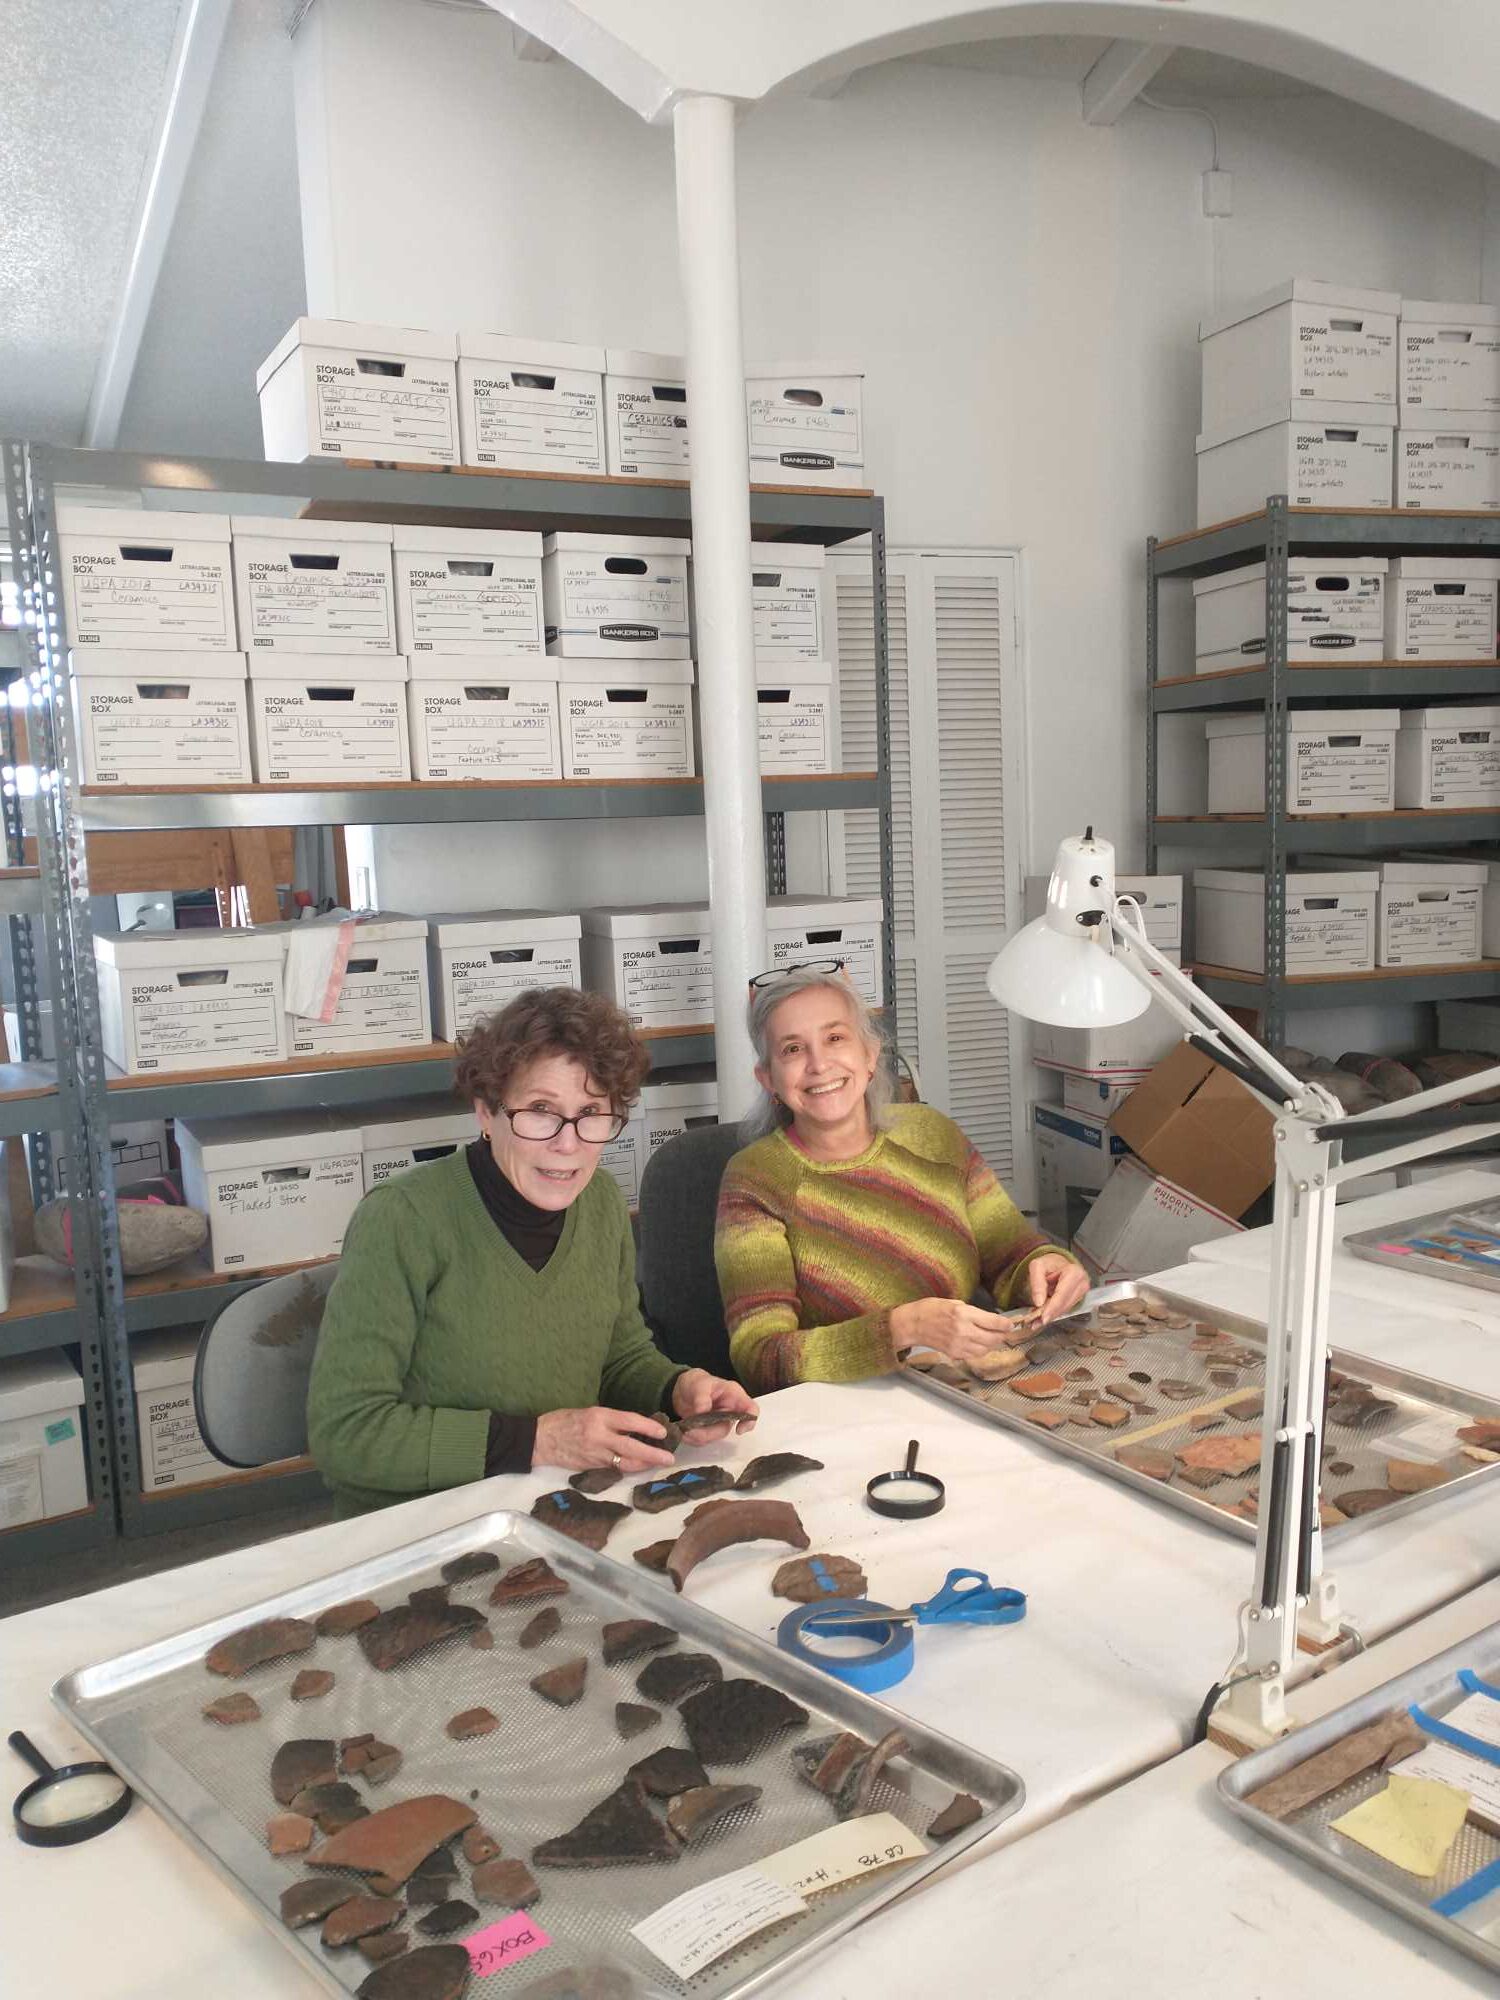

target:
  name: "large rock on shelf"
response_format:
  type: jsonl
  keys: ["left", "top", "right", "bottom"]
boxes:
{"left": 36, "top": 1193, "right": 206, "bottom": 1276}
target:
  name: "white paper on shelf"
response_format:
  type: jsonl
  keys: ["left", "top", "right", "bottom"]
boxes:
{"left": 0, "top": 1450, "right": 43, "bottom": 1527}
{"left": 283, "top": 919, "right": 354, "bottom": 1024}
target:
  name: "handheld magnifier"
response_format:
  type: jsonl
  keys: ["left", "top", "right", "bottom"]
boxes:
{"left": 9, "top": 1730, "right": 133, "bottom": 1847}
{"left": 866, "top": 1439, "right": 946, "bottom": 1519}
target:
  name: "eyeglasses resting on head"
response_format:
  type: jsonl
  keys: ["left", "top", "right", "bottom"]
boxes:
{"left": 747, "top": 957, "right": 847, "bottom": 992}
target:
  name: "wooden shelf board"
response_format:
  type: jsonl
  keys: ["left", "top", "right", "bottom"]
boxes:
{"left": 0, "top": 1062, "right": 60, "bottom": 1104}
{"left": 334, "top": 461, "right": 874, "bottom": 499}
{"left": 0, "top": 1503, "right": 95, "bottom": 1540}
{"left": 124, "top": 1246, "right": 336, "bottom": 1306}
{"left": 136, "top": 1456, "right": 316, "bottom": 1501}
{"left": 1155, "top": 661, "right": 1500, "bottom": 688}
{"left": 1158, "top": 505, "right": 1500, "bottom": 552}
{"left": 1156, "top": 808, "right": 1496, "bottom": 826}
{"left": 1196, "top": 958, "right": 1500, "bottom": 988}
{"left": 104, "top": 1042, "right": 460, "bottom": 1095}
{"left": 0, "top": 1257, "right": 78, "bottom": 1323}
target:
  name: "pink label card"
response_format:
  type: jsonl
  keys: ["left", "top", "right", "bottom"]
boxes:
{"left": 466, "top": 1913, "right": 553, "bottom": 1976}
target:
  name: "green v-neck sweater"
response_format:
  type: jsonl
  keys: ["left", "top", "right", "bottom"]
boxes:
{"left": 306, "top": 1149, "right": 679, "bottom": 1516}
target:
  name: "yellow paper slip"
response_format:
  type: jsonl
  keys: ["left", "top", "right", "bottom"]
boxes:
{"left": 1330, "top": 1773, "right": 1471, "bottom": 1878}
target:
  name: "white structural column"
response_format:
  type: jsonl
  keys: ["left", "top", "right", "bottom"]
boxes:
{"left": 672, "top": 93, "right": 766, "bottom": 1115}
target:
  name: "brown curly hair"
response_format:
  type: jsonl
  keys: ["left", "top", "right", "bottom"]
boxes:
{"left": 454, "top": 986, "right": 650, "bottom": 1114}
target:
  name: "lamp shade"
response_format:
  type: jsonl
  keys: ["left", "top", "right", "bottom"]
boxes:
{"left": 987, "top": 915, "right": 1150, "bottom": 1027}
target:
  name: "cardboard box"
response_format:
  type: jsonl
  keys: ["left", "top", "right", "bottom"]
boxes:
{"left": 756, "top": 659, "right": 836, "bottom": 776}
{"left": 748, "top": 543, "right": 826, "bottom": 662}
{"left": 1032, "top": 1103, "right": 1130, "bottom": 1241}
{"left": 177, "top": 1111, "right": 363, "bottom": 1273}
{"left": 3, "top": 1004, "right": 166, "bottom": 1189}
{"left": 232, "top": 516, "right": 396, "bottom": 656}
{"left": 1397, "top": 411, "right": 1500, "bottom": 510}
{"left": 57, "top": 505, "right": 236, "bottom": 652}
{"left": 600, "top": 1071, "right": 718, "bottom": 1211}
{"left": 69, "top": 649, "right": 251, "bottom": 786}
{"left": 1110, "top": 1040, "right": 1275, "bottom": 1219}
{"left": 542, "top": 533, "right": 691, "bottom": 659}
{"left": 765, "top": 894, "right": 884, "bottom": 1007}
{"left": 256, "top": 318, "right": 459, "bottom": 466}
{"left": 1195, "top": 403, "right": 1394, "bottom": 527}
{"left": 1199, "top": 279, "right": 1399, "bottom": 434}
{"left": 1205, "top": 708, "right": 1399, "bottom": 815}
{"left": 1193, "top": 558, "right": 1388, "bottom": 672}
{"left": 556, "top": 658, "right": 695, "bottom": 779}
{"left": 1074, "top": 1157, "right": 1243, "bottom": 1282}
{"left": 133, "top": 1330, "right": 240, "bottom": 1493}
{"left": 0, "top": 1353, "right": 87, "bottom": 1526}
{"left": 1399, "top": 300, "right": 1500, "bottom": 412}
{"left": 359, "top": 1095, "right": 477, "bottom": 1192}
{"left": 1193, "top": 867, "right": 1378, "bottom": 976}
{"left": 1060, "top": 1071, "right": 1140, "bottom": 1119}
{"left": 393, "top": 525, "right": 544, "bottom": 657}
{"left": 456, "top": 332, "right": 606, "bottom": 473}
{"left": 1377, "top": 859, "right": 1486, "bottom": 967}
{"left": 427, "top": 910, "right": 582, "bottom": 1042}
{"left": 1385, "top": 557, "right": 1500, "bottom": 661}
{"left": 1030, "top": 980, "right": 1186, "bottom": 1077}
{"left": 407, "top": 656, "right": 561, "bottom": 781}
{"left": 580, "top": 905, "right": 712, "bottom": 1030}
{"left": 94, "top": 928, "right": 289, "bottom": 1075}
{"left": 744, "top": 364, "right": 866, "bottom": 488}
{"left": 1423, "top": 855, "right": 1500, "bottom": 957}
{"left": 604, "top": 348, "right": 689, "bottom": 478}
{"left": 265, "top": 914, "right": 432, "bottom": 1056}
{"left": 248, "top": 655, "right": 411, "bottom": 782}
{"left": 1395, "top": 704, "right": 1500, "bottom": 808}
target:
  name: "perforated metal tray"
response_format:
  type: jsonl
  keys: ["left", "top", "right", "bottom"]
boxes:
{"left": 904, "top": 1281, "right": 1500, "bottom": 1542}
{"left": 1347, "top": 1196, "right": 1500, "bottom": 1297}
{"left": 53, "top": 1509, "right": 1022, "bottom": 2000}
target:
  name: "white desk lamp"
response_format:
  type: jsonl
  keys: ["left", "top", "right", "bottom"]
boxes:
{"left": 990, "top": 830, "right": 1500, "bottom": 1745}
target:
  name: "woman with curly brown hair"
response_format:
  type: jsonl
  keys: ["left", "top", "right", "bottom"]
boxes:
{"left": 308, "top": 985, "right": 754, "bottom": 1516}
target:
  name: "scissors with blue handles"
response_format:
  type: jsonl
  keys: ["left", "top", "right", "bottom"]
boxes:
{"left": 800, "top": 1568, "right": 1027, "bottom": 1632}
{"left": 778, "top": 1568, "right": 1025, "bottom": 1692}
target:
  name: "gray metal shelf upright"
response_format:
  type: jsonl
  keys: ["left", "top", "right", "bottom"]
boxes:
{"left": 3, "top": 441, "right": 894, "bottom": 1546}
{"left": 1147, "top": 495, "right": 1500, "bottom": 1048}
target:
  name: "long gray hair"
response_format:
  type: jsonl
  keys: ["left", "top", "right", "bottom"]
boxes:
{"left": 740, "top": 966, "right": 896, "bottom": 1140}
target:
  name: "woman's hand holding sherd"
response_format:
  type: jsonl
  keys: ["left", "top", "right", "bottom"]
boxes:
{"left": 532, "top": 1406, "right": 677, "bottom": 1474}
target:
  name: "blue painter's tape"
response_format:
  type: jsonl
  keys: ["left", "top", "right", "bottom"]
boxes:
{"left": 1410, "top": 1703, "right": 1500, "bottom": 1770}
{"left": 777, "top": 1600, "right": 914, "bottom": 1693}
{"left": 810, "top": 1560, "right": 841, "bottom": 1596}
{"left": 1458, "top": 1668, "right": 1500, "bottom": 1703}
{"left": 1433, "top": 1854, "right": 1500, "bottom": 1919}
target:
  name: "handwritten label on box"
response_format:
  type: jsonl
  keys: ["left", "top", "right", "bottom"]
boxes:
{"left": 632, "top": 1867, "right": 806, "bottom": 1980}
{"left": 759, "top": 1812, "right": 930, "bottom": 1898}
{"left": 466, "top": 1912, "right": 552, "bottom": 1976}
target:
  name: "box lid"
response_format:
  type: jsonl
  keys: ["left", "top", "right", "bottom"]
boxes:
{"left": 555, "top": 658, "right": 694, "bottom": 686}
{"left": 603, "top": 348, "right": 684, "bottom": 380}
{"left": 427, "top": 909, "right": 582, "bottom": 946}
{"left": 1379, "top": 859, "right": 1491, "bottom": 885}
{"left": 1398, "top": 407, "right": 1500, "bottom": 433}
{"left": 175, "top": 1110, "right": 363, "bottom": 1167}
{"left": 392, "top": 525, "right": 543, "bottom": 559}
{"left": 749, "top": 542, "right": 826, "bottom": 570}
{"left": 257, "top": 913, "right": 428, "bottom": 948}
{"left": 249, "top": 654, "right": 409, "bottom": 683}
{"left": 1389, "top": 556, "right": 1500, "bottom": 579}
{"left": 1194, "top": 866, "right": 1379, "bottom": 894}
{"left": 756, "top": 658, "right": 834, "bottom": 687}
{"left": 543, "top": 533, "right": 690, "bottom": 559}
{"left": 1204, "top": 708, "right": 1400, "bottom": 739}
{"left": 457, "top": 330, "right": 606, "bottom": 372}
{"left": 230, "top": 515, "right": 393, "bottom": 547}
{"left": 1192, "top": 556, "right": 1389, "bottom": 597}
{"left": 639, "top": 1075, "right": 719, "bottom": 1112}
{"left": 1196, "top": 401, "right": 1396, "bottom": 455}
{"left": 1401, "top": 299, "right": 1500, "bottom": 329}
{"left": 579, "top": 904, "right": 711, "bottom": 939}
{"left": 70, "top": 649, "right": 248, "bottom": 681}
{"left": 1397, "top": 705, "right": 1500, "bottom": 729}
{"left": 0, "top": 1351, "right": 84, "bottom": 1423}
{"left": 359, "top": 1097, "right": 477, "bottom": 1151}
{"left": 767, "top": 894, "right": 883, "bottom": 926}
{"left": 56, "top": 505, "right": 231, "bottom": 543}
{"left": 407, "top": 653, "right": 555, "bottom": 684}
{"left": 94, "top": 928, "right": 285, "bottom": 970}
{"left": 132, "top": 1328, "right": 201, "bottom": 1394}
{"left": 257, "top": 318, "right": 457, "bottom": 391}
{"left": 744, "top": 363, "right": 865, "bottom": 383}
{"left": 1199, "top": 278, "right": 1402, "bottom": 343}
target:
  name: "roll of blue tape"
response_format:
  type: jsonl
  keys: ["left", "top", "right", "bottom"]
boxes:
{"left": 776, "top": 1600, "right": 915, "bottom": 1694}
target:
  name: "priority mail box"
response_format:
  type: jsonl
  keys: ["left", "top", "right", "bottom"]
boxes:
{"left": 133, "top": 1330, "right": 239, "bottom": 1493}
{"left": 3, "top": 1004, "right": 166, "bottom": 1189}
{"left": 601, "top": 1071, "right": 719, "bottom": 1211}
{"left": 1377, "top": 859, "right": 1486, "bottom": 967}
{"left": 232, "top": 517, "right": 396, "bottom": 656}
{"left": 406, "top": 656, "right": 561, "bottom": 781}
{"left": 1032, "top": 1103, "right": 1129, "bottom": 1240}
{"left": 427, "top": 910, "right": 582, "bottom": 1041}
{"left": 359, "top": 1095, "right": 478, "bottom": 1191}
{"left": 765, "top": 895, "right": 885, "bottom": 1007}
{"left": 0, "top": 1353, "right": 87, "bottom": 1527}
{"left": 393, "top": 526, "right": 544, "bottom": 657}
{"left": 745, "top": 364, "right": 866, "bottom": 489}
{"left": 1193, "top": 558, "right": 1388, "bottom": 672}
{"left": 1111, "top": 1040, "right": 1275, "bottom": 1219}
{"left": 542, "top": 533, "right": 691, "bottom": 659}
{"left": 256, "top": 318, "right": 459, "bottom": 466}
{"left": 267, "top": 914, "right": 432, "bottom": 1056}
{"left": 749, "top": 543, "right": 825, "bottom": 662}
{"left": 1199, "top": 280, "right": 1399, "bottom": 433}
{"left": 94, "top": 928, "right": 289, "bottom": 1075}
{"left": 70, "top": 649, "right": 252, "bottom": 785}
{"left": 604, "top": 349, "right": 689, "bottom": 479}
{"left": 1397, "top": 411, "right": 1500, "bottom": 510}
{"left": 457, "top": 331, "right": 606, "bottom": 473}
{"left": 757, "top": 659, "right": 836, "bottom": 776}
{"left": 177, "top": 1111, "right": 363, "bottom": 1273}
{"left": 1195, "top": 403, "right": 1394, "bottom": 527}
{"left": 580, "top": 904, "right": 712, "bottom": 1030}
{"left": 1193, "top": 867, "right": 1378, "bottom": 976}
{"left": 1399, "top": 300, "right": 1500, "bottom": 412}
{"left": 57, "top": 505, "right": 236, "bottom": 652}
{"left": 1204, "top": 708, "right": 1399, "bottom": 815}
{"left": 556, "top": 658, "right": 695, "bottom": 779}
{"left": 248, "top": 654, "right": 410, "bottom": 782}
{"left": 1395, "top": 705, "right": 1500, "bottom": 808}
{"left": 1075, "top": 1158, "right": 1242, "bottom": 1282}
{"left": 1025, "top": 873, "right": 1182, "bottom": 952}
{"left": 1385, "top": 558, "right": 1500, "bottom": 660}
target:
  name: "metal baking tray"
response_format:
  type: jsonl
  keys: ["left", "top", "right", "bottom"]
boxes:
{"left": 1347, "top": 1197, "right": 1500, "bottom": 1298}
{"left": 1219, "top": 1617, "right": 1500, "bottom": 1975}
{"left": 904, "top": 1280, "right": 1500, "bottom": 1543}
{"left": 53, "top": 1509, "right": 1022, "bottom": 2000}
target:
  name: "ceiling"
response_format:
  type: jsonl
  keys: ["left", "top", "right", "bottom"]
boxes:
{"left": 918, "top": 35, "right": 1322, "bottom": 99}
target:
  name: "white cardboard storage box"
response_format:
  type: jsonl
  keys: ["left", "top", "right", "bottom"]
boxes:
{"left": 764, "top": 895, "right": 884, "bottom": 1007}
{"left": 757, "top": 659, "right": 836, "bottom": 776}
{"left": 1399, "top": 300, "right": 1500, "bottom": 412}
{"left": 748, "top": 543, "right": 826, "bottom": 662}
{"left": 1397, "top": 411, "right": 1500, "bottom": 511}
{"left": 1377, "top": 859, "right": 1487, "bottom": 967}
{"left": 1386, "top": 557, "right": 1500, "bottom": 661}
{"left": 232, "top": 516, "right": 396, "bottom": 657}
{"left": 132, "top": 1330, "right": 239, "bottom": 1493}
{"left": 542, "top": 533, "right": 691, "bottom": 659}
{"left": 0, "top": 1353, "right": 87, "bottom": 1527}
{"left": 177, "top": 1111, "right": 364, "bottom": 1273}
{"left": 1205, "top": 708, "right": 1399, "bottom": 815}
{"left": 3, "top": 1003, "right": 166, "bottom": 1189}
{"left": 1423, "top": 857, "right": 1500, "bottom": 957}
{"left": 393, "top": 525, "right": 544, "bottom": 658}
{"left": 1199, "top": 279, "right": 1399, "bottom": 434}
{"left": 249, "top": 654, "right": 410, "bottom": 783}
{"left": 94, "top": 928, "right": 288, "bottom": 1075}
{"left": 1395, "top": 705, "right": 1500, "bottom": 808}
{"left": 456, "top": 332, "right": 606, "bottom": 474}
{"left": 1195, "top": 403, "right": 1394, "bottom": 527}
{"left": 269, "top": 914, "right": 432, "bottom": 1056}
{"left": 580, "top": 905, "right": 713, "bottom": 1030}
{"left": 1031, "top": 981, "right": 1186, "bottom": 1077}
{"left": 427, "top": 911, "right": 582, "bottom": 1042}
{"left": 1032, "top": 1103, "right": 1130, "bottom": 1241}
{"left": 744, "top": 364, "right": 866, "bottom": 489}
{"left": 1193, "top": 558, "right": 1388, "bottom": 672}
{"left": 407, "top": 656, "right": 561, "bottom": 782}
{"left": 256, "top": 318, "right": 459, "bottom": 466}
{"left": 360, "top": 1096, "right": 477, "bottom": 1192}
{"left": 556, "top": 658, "right": 695, "bottom": 779}
{"left": 1026, "top": 872, "right": 1183, "bottom": 951}
{"left": 69, "top": 649, "right": 252, "bottom": 786}
{"left": 604, "top": 349, "right": 689, "bottom": 479}
{"left": 57, "top": 506, "right": 237, "bottom": 652}
{"left": 1074, "top": 1157, "right": 1242, "bottom": 1283}
{"left": 601, "top": 1073, "right": 719, "bottom": 1212}
{"left": 1193, "top": 867, "right": 1379, "bottom": 976}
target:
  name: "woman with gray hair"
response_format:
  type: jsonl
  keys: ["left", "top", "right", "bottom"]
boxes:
{"left": 715, "top": 962, "right": 1087, "bottom": 1392}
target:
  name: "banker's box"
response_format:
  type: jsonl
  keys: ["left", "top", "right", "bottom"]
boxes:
{"left": 93, "top": 929, "right": 288, "bottom": 1075}
{"left": 176, "top": 1111, "right": 363, "bottom": 1274}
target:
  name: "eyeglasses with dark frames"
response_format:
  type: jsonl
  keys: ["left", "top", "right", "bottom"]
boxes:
{"left": 748, "top": 957, "right": 847, "bottom": 991}
{"left": 498, "top": 1106, "right": 629, "bottom": 1144}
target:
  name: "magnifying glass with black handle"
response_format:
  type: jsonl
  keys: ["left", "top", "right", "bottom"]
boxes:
{"left": 9, "top": 1730, "right": 133, "bottom": 1847}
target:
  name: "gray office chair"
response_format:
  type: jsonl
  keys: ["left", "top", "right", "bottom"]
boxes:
{"left": 635, "top": 1123, "right": 746, "bottom": 1379}
{"left": 192, "top": 1263, "right": 339, "bottom": 1467}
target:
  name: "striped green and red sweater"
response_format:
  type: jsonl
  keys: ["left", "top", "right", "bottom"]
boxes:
{"left": 715, "top": 1103, "right": 1063, "bottom": 1391}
